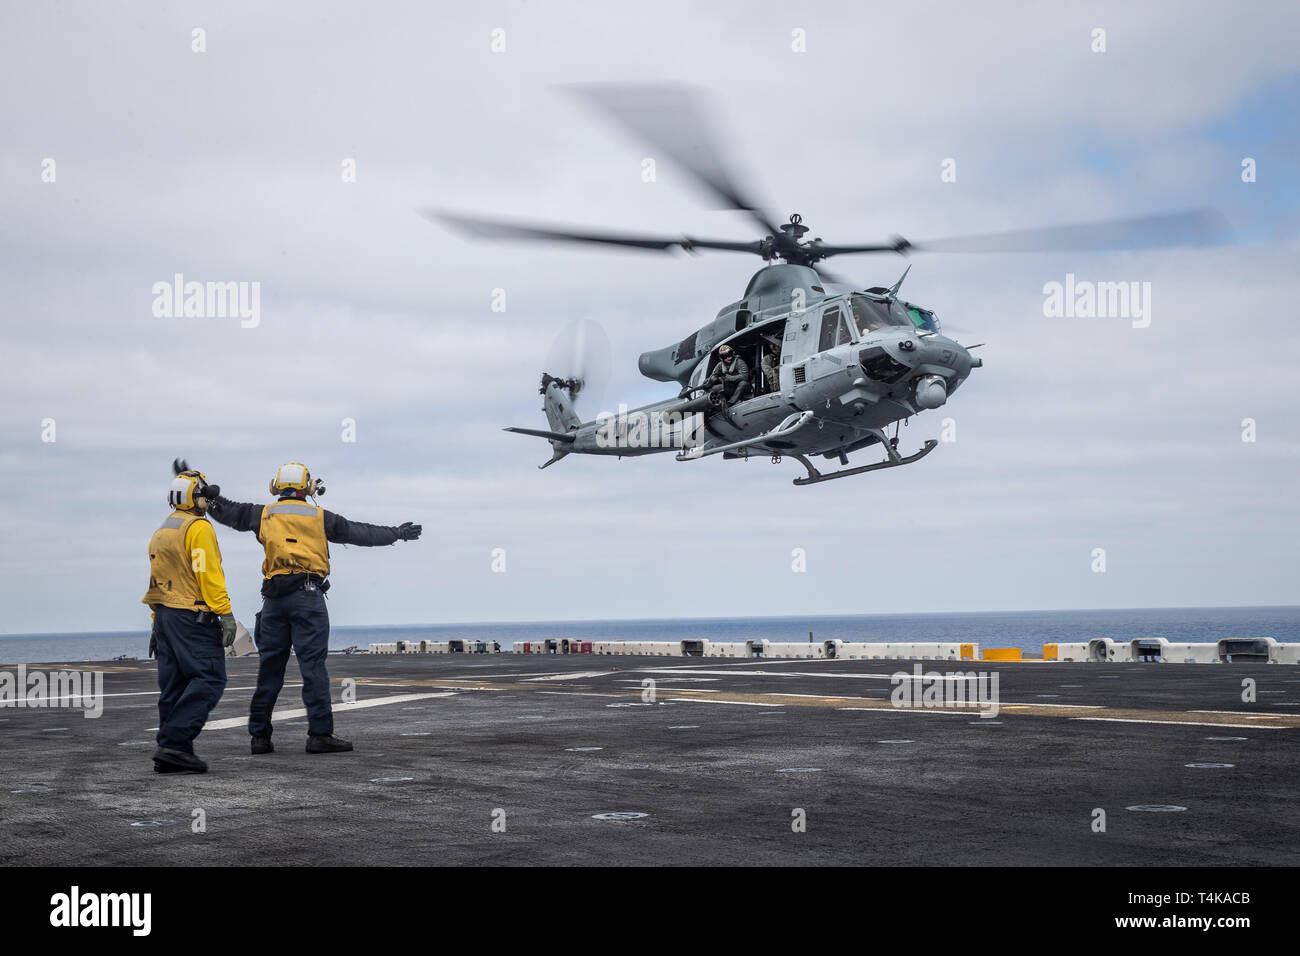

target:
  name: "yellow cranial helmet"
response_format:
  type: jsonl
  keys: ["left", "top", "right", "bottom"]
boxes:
{"left": 270, "top": 462, "right": 322, "bottom": 497}
{"left": 169, "top": 470, "right": 208, "bottom": 510}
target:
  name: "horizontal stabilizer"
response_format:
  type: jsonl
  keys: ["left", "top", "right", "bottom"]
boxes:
{"left": 503, "top": 426, "right": 576, "bottom": 444}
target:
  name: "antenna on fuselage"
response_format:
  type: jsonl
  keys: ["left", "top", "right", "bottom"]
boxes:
{"left": 887, "top": 264, "right": 912, "bottom": 297}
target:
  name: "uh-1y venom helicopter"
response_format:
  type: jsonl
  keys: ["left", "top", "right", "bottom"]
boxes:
{"left": 430, "top": 85, "right": 1228, "bottom": 486}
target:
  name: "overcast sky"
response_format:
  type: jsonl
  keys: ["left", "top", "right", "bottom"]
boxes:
{"left": 2, "top": 1, "right": 1298, "bottom": 635}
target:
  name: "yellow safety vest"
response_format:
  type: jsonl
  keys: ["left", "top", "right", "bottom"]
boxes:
{"left": 142, "top": 511, "right": 211, "bottom": 611}
{"left": 258, "top": 499, "right": 330, "bottom": 579}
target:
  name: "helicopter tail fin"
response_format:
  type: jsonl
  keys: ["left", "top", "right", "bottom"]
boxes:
{"left": 501, "top": 373, "right": 582, "bottom": 469}
{"left": 503, "top": 427, "right": 576, "bottom": 443}
{"left": 540, "top": 373, "right": 582, "bottom": 434}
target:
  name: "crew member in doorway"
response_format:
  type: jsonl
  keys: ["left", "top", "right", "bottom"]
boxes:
{"left": 707, "top": 344, "right": 750, "bottom": 405}
{"left": 761, "top": 337, "right": 782, "bottom": 393}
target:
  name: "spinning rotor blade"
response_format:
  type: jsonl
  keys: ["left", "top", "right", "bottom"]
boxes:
{"left": 564, "top": 83, "right": 784, "bottom": 239}
{"left": 428, "top": 211, "right": 760, "bottom": 257}
{"left": 544, "top": 319, "right": 612, "bottom": 410}
{"left": 911, "top": 207, "right": 1230, "bottom": 253}
{"left": 811, "top": 265, "right": 863, "bottom": 289}
{"left": 433, "top": 211, "right": 677, "bottom": 250}
{"left": 815, "top": 208, "right": 1231, "bottom": 259}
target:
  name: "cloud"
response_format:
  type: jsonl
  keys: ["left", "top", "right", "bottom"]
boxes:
{"left": 1, "top": 1, "right": 1298, "bottom": 633}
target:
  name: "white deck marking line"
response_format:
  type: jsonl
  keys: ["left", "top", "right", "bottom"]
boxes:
{"left": 521, "top": 672, "right": 612, "bottom": 682}
{"left": 617, "top": 684, "right": 722, "bottom": 692}
{"left": 724, "top": 658, "right": 841, "bottom": 666}
{"left": 663, "top": 697, "right": 784, "bottom": 707}
{"left": 660, "top": 660, "right": 793, "bottom": 668}
{"left": 836, "top": 707, "right": 972, "bottom": 716}
{"left": 633, "top": 668, "right": 979, "bottom": 681}
{"left": 156, "top": 692, "right": 458, "bottom": 731}
{"left": 757, "top": 692, "right": 878, "bottom": 701}
{"left": 614, "top": 677, "right": 721, "bottom": 683}
{"left": 999, "top": 702, "right": 1104, "bottom": 709}
{"left": 356, "top": 681, "right": 504, "bottom": 691}
{"left": 14, "top": 683, "right": 304, "bottom": 705}
{"left": 1071, "top": 717, "right": 1286, "bottom": 729}
{"left": 378, "top": 673, "right": 554, "bottom": 682}
{"left": 1190, "top": 710, "right": 1284, "bottom": 718}
{"left": 438, "top": 673, "right": 545, "bottom": 679}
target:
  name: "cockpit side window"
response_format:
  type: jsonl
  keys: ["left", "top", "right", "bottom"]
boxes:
{"left": 850, "top": 294, "right": 908, "bottom": 335}
{"left": 818, "top": 305, "right": 849, "bottom": 352}
{"left": 675, "top": 330, "right": 697, "bottom": 362}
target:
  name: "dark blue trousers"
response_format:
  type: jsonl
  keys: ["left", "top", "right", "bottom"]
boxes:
{"left": 154, "top": 606, "right": 228, "bottom": 753}
{"left": 249, "top": 587, "right": 333, "bottom": 738}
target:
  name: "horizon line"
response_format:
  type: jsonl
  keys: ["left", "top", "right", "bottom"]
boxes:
{"left": 4, "top": 602, "right": 1299, "bottom": 640}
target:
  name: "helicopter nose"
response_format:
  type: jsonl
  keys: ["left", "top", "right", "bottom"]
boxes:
{"left": 924, "top": 333, "right": 975, "bottom": 375}
{"left": 897, "top": 332, "right": 978, "bottom": 410}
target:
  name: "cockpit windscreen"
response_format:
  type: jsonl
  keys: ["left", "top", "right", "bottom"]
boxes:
{"left": 850, "top": 294, "right": 909, "bottom": 335}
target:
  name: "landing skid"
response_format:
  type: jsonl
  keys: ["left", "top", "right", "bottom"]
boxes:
{"left": 790, "top": 439, "right": 939, "bottom": 485}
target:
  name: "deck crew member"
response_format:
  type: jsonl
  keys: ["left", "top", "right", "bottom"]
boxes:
{"left": 207, "top": 463, "right": 421, "bottom": 755}
{"left": 142, "top": 465, "right": 237, "bottom": 774}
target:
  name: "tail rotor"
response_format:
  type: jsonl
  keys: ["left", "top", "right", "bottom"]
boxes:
{"left": 542, "top": 318, "right": 611, "bottom": 412}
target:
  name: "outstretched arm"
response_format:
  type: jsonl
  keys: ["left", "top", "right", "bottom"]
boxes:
{"left": 324, "top": 511, "right": 421, "bottom": 546}
{"left": 207, "top": 496, "right": 264, "bottom": 535}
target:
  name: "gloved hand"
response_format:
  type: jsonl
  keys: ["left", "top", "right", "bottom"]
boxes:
{"left": 149, "top": 617, "right": 158, "bottom": 658}
{"left": 173, "top": 458, "right": 218, "bottom": 500}
{"left": 396, "top": 522, "right": 422, "bottom": 541}
{"left": 220, "top": 613, "right": 238, "bottom": 647}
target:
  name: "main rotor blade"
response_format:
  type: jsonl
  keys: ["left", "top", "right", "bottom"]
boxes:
{"left": 564, "top": 83, "right": 784, "bottom": 239}
{"left": 428, "top": 210, "right": 760, "bottom": 256}
{"left": 807, "top": 240, "right": 908, "bottom": 258}
{"left": 914, "top": 207, "right": 1231, "bottom": 253}
{"left": 432, "top": 210, "right": 677, "bottom": 249}
{"left": 814, "top": 208, "right": 1232, "bottom": 258}
{"left": 811, "top": 265, "right": 862, "bottom": 289}
{"left": 915, "top": 207, "right": 1234, "bottom": 255}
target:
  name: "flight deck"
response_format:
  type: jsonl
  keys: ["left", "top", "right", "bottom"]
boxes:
{"left": 2, "top": 653, "right": 1297, "bottom": 866}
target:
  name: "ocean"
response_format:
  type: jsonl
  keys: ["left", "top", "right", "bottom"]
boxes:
{"left": 2, "top": 605, "right": 1298, "bottom": 664}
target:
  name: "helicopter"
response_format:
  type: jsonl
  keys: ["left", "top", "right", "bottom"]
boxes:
{"left": 429, "top": 85, "right": 1228, "bottom": 485}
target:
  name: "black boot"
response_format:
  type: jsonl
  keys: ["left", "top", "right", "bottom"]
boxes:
{"left": 152, "top": 746, "right": 208, "bottom": 774}
{"left": 250, "top": 736, "right": 274, "bottom": 755}
{"left": 306, "top": 734, "right": 354, "bottom": 754}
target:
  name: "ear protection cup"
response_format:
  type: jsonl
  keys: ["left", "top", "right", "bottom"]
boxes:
{"left": 169, "top": 472, "right": 207, "bottom": 509}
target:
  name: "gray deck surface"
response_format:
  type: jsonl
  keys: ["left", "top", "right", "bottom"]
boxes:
{"left": 2, "top": 653, "right": 1297, "bottom": 866}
